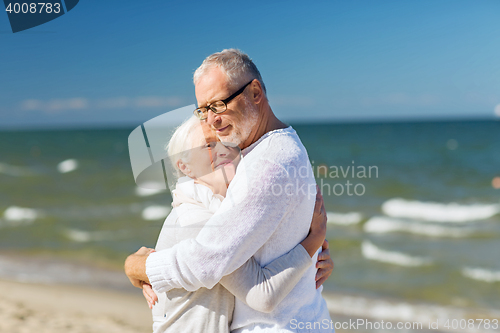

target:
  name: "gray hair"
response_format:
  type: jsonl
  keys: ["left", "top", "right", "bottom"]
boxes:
{"left": 193, "top": 48, "right": 267, "bottom": 94}
{"left": 166, "top": 116, "right": 202, "bottom": 177}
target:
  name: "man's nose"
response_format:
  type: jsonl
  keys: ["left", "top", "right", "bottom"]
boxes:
{"left": 206, "top": 109, "right": 220, "bottom": 127}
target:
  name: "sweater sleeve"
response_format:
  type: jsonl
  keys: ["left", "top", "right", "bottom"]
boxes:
{"left": 146, "top": 156, "right": 313, "bottom": 293}
{"left": 219, "top": 244, "right": 311, "bottom": 313}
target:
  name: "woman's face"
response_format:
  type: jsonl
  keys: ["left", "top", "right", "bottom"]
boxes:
{"left": 178, "top": 128, "right": 241, "bottom": 195}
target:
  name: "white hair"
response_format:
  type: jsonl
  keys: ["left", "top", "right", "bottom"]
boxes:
{"left": 193, "top": 48, "right": 267, "bottom": 94}
{"left": 166, "top": 116, "right": 202, "bottom": 177}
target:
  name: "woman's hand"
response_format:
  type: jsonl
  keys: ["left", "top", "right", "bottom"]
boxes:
{"left": 315, "top": 240, "right": 333, "bottom": 289}
{"left": 300, "top": 186, "right": 327, "bottom": 257}
{"left": 142, "top": 282, "right": 159, "bottom": 309}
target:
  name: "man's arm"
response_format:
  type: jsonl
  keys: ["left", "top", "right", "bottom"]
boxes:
{"left": 124, "top": 236, "right": 334, "bottom": 296}
{"left": 145, "top": 159, "right": 299, "bottom": 293}
{"left": 125, "top": 141, "right": 323, "bottom": 294}
{"left": 126, "top": 189, "right": 333, "bottom": 310}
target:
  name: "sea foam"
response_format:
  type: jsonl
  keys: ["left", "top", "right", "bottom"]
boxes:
{"left": 0, "top": 254, "right": 133, "bottom": 291}
{"left": 1, "top": 206, "right": 39, "bottom": 226}
{"left": 327, "top": 211, "right": 363, "bottom": 225}
{"left": 0, "top": 162, "right": 33, "bottom": 176}
{"left": 141, "top": 205, "right": 171, "bottom": 220}
{"left": 382, "top": 198, "right": 499, "bottom": 222}
{"left": 63, "top": 228, "right": 124, "bottom": 242}
{"left": 57, "top": 159, "right": 79, "bottom": 173}
{"left": 323, "top": 293, "right": 500, "bottom": 332}
{"left": 462, "top": 267, "right": 500, "bottom": 283}
{"left": 135, "top": 184, "right": 165, "bottom": 197}
{"left": 364, "top": 216, "right": 474, "bottom": 237}
{"left": 361, "top": 240, "right": 432, "bottom": 267}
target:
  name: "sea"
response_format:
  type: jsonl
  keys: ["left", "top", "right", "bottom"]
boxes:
{"left": 1, "top": 119, "right": 499, "bottom": 326}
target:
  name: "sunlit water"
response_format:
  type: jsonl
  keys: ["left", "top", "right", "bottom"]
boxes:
{"left": 1, "top": 120, "right": 499, "bottom": 315}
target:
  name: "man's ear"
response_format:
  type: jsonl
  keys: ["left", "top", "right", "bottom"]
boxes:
{"left": 177, "top": 160, "right": 191, "bottom": 177}
{"left": 250, "top": 79, "right": 264, "bottom": 104}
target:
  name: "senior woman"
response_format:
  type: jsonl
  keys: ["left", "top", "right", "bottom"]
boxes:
{"left": 137, "top": 116, "right": 330, "bottom": 333}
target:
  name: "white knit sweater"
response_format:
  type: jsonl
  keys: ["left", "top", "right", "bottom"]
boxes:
{"left": 152, "top": 177, "right": 312, "bottom": 333}
{"left": 147, "top": 127, "right": 332, "bottom": 332}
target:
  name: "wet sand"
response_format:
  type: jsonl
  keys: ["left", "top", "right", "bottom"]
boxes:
{"left": 0, "top": 278, "right": 152, "bottom": 333}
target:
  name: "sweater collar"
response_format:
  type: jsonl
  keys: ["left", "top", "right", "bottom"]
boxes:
{"left": 242, "top": 126, "right": 294, "bottom": 157}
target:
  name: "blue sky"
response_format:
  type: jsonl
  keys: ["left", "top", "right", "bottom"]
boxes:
{"left": 1, "top": 0, "right": 500, "bottom": 129}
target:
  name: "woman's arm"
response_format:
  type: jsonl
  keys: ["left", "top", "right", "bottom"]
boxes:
{"left": 219, "top": 189, "right": 328, "bottom": 313}
{"left": 219, "top": 245, "right": 310, "bottom": 313}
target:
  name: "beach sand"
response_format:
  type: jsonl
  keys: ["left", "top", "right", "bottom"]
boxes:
{"left": 0, "top": 278, "right": 436, "bottom": 333}
{"left": 0, "top": 279, "right": 152, "bottom": 333}
{"left": 2, "top": 276, "right": 496, "bottom": 333}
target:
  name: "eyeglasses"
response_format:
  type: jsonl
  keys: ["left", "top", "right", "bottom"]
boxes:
{"left": 193, "top": 80, "right": 254, "bottom": 120}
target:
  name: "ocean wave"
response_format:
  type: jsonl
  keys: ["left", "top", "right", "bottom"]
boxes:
{"left": 0, "top": 254, "right": 133, "bottom": 291}
{"left": 323, "top": 293, "right": 500, "bottom": 331}
{"left": 63, "top": 228, "right": 126, "bottom": 242}
{"left": 327, "top": 211, "right": 363, "bottom": 225}
{"left": 57, "top": 159, "right": 79, "bottom": 173}
{"left": 2, "top": 203, "right": 161, "bottom": 223}
{"left": 361, "top": 240, "right": 432, "bottom": 267}
{"left": 0, "top": 162, "right": 34, "bottom": 176}
{"left": 2, "top": 204, "right": 148, "bottom": 226}
{"left": 364, "top": 216, "right": 475, "bottom": 237}
{"left": 462, "top": 267, "right": 500, "bottom": 283}
{"left": 135, "top": 185, "right": 166, "bottom": 197}
{"left": 382, "top": 198, "right": 499, "bottom": 223}
{"left": 141, "top": 205, "right": 171, "bottom": 220}
{"left": 1, "top": 206, "right": 40, "bottom": 226}
{"left": 42, "top": 203, "right": 146, "bottom": 220}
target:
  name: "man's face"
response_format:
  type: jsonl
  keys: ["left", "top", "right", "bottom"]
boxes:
{"left": 195, "top": 67, "right": 258, "bottom": 148}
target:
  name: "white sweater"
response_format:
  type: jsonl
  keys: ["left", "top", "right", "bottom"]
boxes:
{"left": 152, "top": 177, "right": 312, "bottom": 333}
{"left": 147, "top": 127, "right": 332, "bottom": 332}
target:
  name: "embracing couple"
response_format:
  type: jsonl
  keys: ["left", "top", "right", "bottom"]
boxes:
{"left": 125, "top": 49, "right": 334, "bottom": 332}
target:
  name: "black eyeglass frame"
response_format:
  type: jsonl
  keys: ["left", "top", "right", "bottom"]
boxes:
{"left": 193, "top": 79, "right": 254, "bottom": 120}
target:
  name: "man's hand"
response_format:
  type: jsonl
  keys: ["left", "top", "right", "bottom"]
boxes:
{"left": 124, "top": 246, "right": 154, "bottom": 288}
{"left": 315, "top": 240, "right": 333, "bottom": 289}
{"left": 142, "top": 282, "right": 159, "bottom": 309}
{"left": 302, "top": 186, "right": 333, "bottom": 288}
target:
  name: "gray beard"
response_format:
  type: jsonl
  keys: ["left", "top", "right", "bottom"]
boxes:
{"left": 219, "top": 100, "right": 259, "bottom": 147}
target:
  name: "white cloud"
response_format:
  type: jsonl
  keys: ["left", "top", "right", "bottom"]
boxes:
{"left": 134, "top": 96, "right": 182, "bottom": 108}
{"left": 268, "top": 95, "right": 315, "bottom": 107}
{"left": 464, "top": 92, "right": 499, "bottom": 105}
{"left": 494, "top": 104, "right": 500, "bottom": 117}
{"left": 21, "top": 99, "right": 42, "bottom": 110}
{"left": 21, "top": 98, "right": 88, "bottom": 114}
{"left": 361, "top": 93, "right": 441, "bottom": 107}
{"left": 95, "top": 97, "right": 130, "bottom": 109}
{"left": 20, "top": 96, "right": 184, "bottom": 113}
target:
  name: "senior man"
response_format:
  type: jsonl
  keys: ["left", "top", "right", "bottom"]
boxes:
{"left": 126, "top": 49, "right": 334, "bottom": 332}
